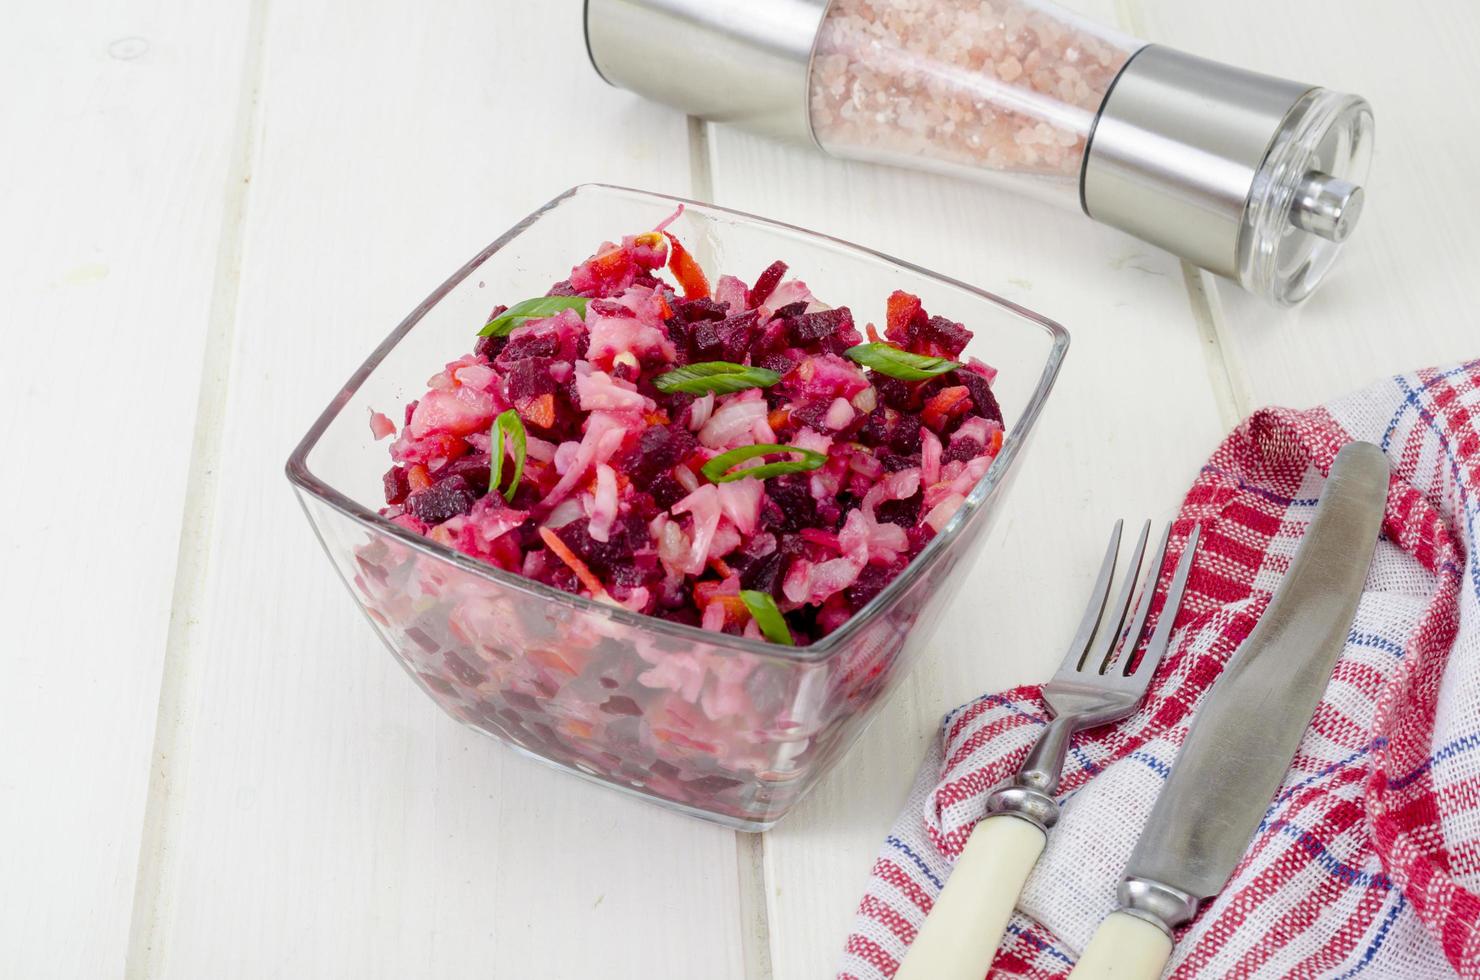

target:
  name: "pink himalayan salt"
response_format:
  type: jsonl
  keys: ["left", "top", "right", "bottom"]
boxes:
{"left": 809, "top": 0, "right": 1137, "bottom": 183}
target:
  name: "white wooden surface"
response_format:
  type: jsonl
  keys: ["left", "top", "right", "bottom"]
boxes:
{"left": 1, "top": 1, "right": 1476, "bottom": 978}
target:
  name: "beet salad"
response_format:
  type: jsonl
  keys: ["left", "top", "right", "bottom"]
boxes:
{"left": 374, "top": 210, "right": 1004, "bottom": 646}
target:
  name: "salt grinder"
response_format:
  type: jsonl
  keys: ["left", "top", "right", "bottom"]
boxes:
{"left": 584, "top": 0, "right": 1373, "bottom": 305}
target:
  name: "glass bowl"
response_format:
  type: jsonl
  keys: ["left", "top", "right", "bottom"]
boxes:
{"left": 286, "top": 184, "right": 1068, "bottom": 830}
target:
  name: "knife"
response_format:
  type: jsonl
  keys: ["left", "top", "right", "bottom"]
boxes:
{"left": 1068, "top": 441, "right": 1389, "bottom": 980}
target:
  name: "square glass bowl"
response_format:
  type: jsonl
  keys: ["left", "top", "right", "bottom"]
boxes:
{"left": 287, "top": 184, "right": 1067, "bottom": 830}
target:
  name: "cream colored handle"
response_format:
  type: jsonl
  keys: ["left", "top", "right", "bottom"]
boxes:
{"left": 1068, "top": 911, "right": 1174, "bottom": 980}
{"left": 894, "top": 815, "right": 1047, "bottom": 980}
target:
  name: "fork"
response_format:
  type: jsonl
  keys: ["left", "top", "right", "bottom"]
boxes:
{"left": 893, "top": 520, "right": 1201, "bottom": 980}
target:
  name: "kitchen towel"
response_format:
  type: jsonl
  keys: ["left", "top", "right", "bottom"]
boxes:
{"left": 839, "top": 361, "right": 1480, "bottom": 979}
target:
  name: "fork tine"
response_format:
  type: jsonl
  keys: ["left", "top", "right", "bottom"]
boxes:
{"left": 1127, "top": 524, "right": 1202, "bottom": 684}
{"left": 1114, "top": 523, "right": 1173, "bottom": 676}
{"left": 1089, "top": 520, "right": 1151, "bottom": 675}
{"left": 1064, "top": 520, "right": 1123, "bottom": 673}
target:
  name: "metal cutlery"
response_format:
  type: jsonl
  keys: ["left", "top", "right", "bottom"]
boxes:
{"left": 1069, "top": 441, "right": 1389, "bottom": 979}
{"left": 895, "top": 519, "right": 1201, "bottom": 980}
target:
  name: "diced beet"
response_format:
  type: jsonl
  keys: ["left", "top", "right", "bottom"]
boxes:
{"left": 716, "top": 310, "right": 760, "bottom": 362}
{"left": 919, "top": 315, "right": 971, "bottom": 358}
{"left": 443, "top": 651, "right": 485, "bottom": 688}
{"left": 956, "top": 370, "right": 1003, "bottom": 423}
{"left": 439, "top": 454, "right": 493, "bottom": 493}
{"left": 845, "top": 564, "right": 893, "bottom": 608}
{"left": 888, "top": 416, "right": 923, "bottom": 455}
{"left": 788, "top": 399, "right": 834, "bottom": 432}
{"left": 503, "top": 357, "right": 559, "bottom": 401}
{"left": 875, "top": 493, "right": 922, "bottom": 527}
{"left": 498, "top": 331, "right": 561, "bottom": 363}
{"left": 473, "top": 334, "right": 506, "bottom": 361}
{"left": 684, "top": 774, "right": 742, "bottom": 794}
{"left": 943, "top": 437, "right": 984, "bottom": 464}
{"left": 611, "top": 556, "right": 660, "bottom": 590}
{"left": 739, "top": 552, "right": 785, "bottom": 597}
{"left": 556, "top": 515, "right": 650, "bottom": 575}
{"left": 600, "top": 696, "right": 643, "bottom": 716}
{"left": 663, "top": 318, "right": 691, "bottom": 360}
{"left": 789, "top": 307, "right": 853, "bottom": 345}
{"left": 819, "top": 324, "right": 865, "bottom": 356}
{"left": 403, "top": 399, "right": 420, "bottom": 427}
{"left": 655, "top": 605, "right": 702, "bottom": 627}
{"left": 877, "top": 452, "right": 917, "bottom": 473}
{"left": 748, "top": 260, "right": 788, "bottom": 308}
{"left": 515, "top": 519, "right": 544, "bottom": 550}
{"left": 756, "top": 352, "right": 797, "bottom": 376}
{"left": 588, "top": 299, "right": 629, "bottom": 317}
{"left": 760, "top": 476, "right": 817, "bottom": 533}
{"left": 872, "top": 375, "right": 917, "bottom": 411}
{"left": 771, "top": 301, "right": 808, "bottom": 320}
{"left": 621, "top": 424, "right": 697, "bottom": 488}
{"left": 860, "top": 407, "right": 890, "bottom": 445}
{"left": 545, "top": 280, "right": 581, "bottom": 296}
{"left": 674, "top": 297, "right": 728, "bottom": 322}
{"left": 383, "top": 466, "right": 411, "bottom": 505}
{"left": 648, "top": 472, "right": 688, "bottom": 510}
{"left": 406, "top": 475, "right": 476, "bottom": 524}
{"left": 626, "top": 491, "right": 660, "bottom": 521}
{"left": 906, "top": 524, "right": 935, "bottom": 553}
{"left": 690, "top": 318, "right": 725, "bottom": 361}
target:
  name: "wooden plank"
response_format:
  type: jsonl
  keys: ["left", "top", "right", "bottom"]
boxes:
{"left": 0, "top": 2, "right": 253, "bottom": 975}
{"left": 137, "top": 2, "right": 748, "bottom": 978}
{"left": 700, "top": 0, "right": 1233, "bottom": 968}
{"left": 1125, "top": 0, "right": 1480, "bottom": 409}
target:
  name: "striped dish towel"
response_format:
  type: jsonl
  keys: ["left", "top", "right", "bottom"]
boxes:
{"left": 839, "top": 361, "right": 1480, "bottom": 979}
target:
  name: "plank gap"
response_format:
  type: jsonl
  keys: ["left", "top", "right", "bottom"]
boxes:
{"left": 687, "top": 115, "right": 715, "bottom": 202}
{"left": 1179, "top": 262, "right": 1253, "bottom": 428}
{"left": 123, "top": 1, "right": 273, "bottom": 974}
{"left": 736, "top": 830, "right": 776, "bottom": 980}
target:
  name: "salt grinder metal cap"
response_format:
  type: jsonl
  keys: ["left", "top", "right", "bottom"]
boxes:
{"left": 584, "top": 0, "right": 1374, "bottom": 306}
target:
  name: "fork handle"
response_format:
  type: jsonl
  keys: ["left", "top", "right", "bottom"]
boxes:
{"left": 1067, "top": 911, "right": 1174, "bottom": 980}
{"left": 894, "top": 815, "right": 1047, "bottom": 980}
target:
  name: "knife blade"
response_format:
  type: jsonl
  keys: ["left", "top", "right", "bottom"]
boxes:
{"left": 1069, "top": 440, "right": 1389, "bottom": 979}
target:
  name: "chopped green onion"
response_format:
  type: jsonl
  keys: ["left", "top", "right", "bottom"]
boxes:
{"left": 844, "top": 342, "right": 961, "bottom": 381}
{"left": 489, "top": 409, "right": 527, "bottom": 502}
{"left": 740, "top": 590, "right": 794, "bottom": 646}
{"left": 700, "top": 443, "right": 827, "bottom": 484}
{"left": 653, "top": 361, "right": 782, "bottom": 395}
{"left": 478, "top": 296, "right": 589, "bottom": 337}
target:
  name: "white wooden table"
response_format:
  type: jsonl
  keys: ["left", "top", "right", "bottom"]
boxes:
{"left": 3, "top": 1, "right": 1476, "bottom": 977}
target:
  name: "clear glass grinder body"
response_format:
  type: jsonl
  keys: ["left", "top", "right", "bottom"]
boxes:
{"left": 585, "top": 0, "right": 1374, "bottom": 305}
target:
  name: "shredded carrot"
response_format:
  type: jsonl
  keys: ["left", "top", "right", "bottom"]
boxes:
{"left": 664, "top": 231, "right": 711, "bottom": 300}
{"left": 519, "top": 393, "right": 556, "bottom": 429}
{"left": 767, "top": 408, "right": 791, "bottom": 432}
{"left": 539, "top": 526, "right": 609, "bottom": 599}
{"left": 865, "top": 321, "right": 882, "bottom": 343}
{"left": 886, "top": 290, "right": 922, "bottom": 337}
{"left": 708, "top": 557, "right": 735, "bottom": 579}
{"left": 922, "top": 385, "right": 972, "bottom": 432}
{"left": 407, "top": 464, "right": 433, "bottom": 492}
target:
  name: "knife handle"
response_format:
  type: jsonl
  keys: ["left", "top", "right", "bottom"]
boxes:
{"left": 894, "top": 815, "right": 1047, "bottom": 980}
{"left": 1068, "top": 911, "right": 1173, "bottom": 980}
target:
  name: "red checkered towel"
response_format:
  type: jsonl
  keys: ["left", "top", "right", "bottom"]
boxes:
{"left": 839, "top": 361, "right": 1480, "bottom": 979}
